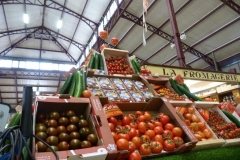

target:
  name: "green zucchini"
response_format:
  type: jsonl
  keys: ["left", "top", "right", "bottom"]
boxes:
{"left": 94, "top": 53, "right": 99, "bottom": 69}
{"left": 222, "top": 110, "right": 240, "bottom": 128}
{"left": 183, "top": 83, "right": 190, "bottom": 92}
{"left": 59, "top": 73, "right": 73, "bottom": 94}
{"left": 73, "top": 71, "right": 83, "bottom": 97}
{"left": 7, "top": 113, "right": 21, "bottom": 128}
{"left": 88, "top": 54, "right": 94, "bottom": 69}
{"left": 177, "top": 84, "right": 203, "bottom": 101}
{"left": 133, "top": 59, "right": 141, "bottom": 72}
{"left": 131, "top": 59, "right": 139, "bottom": 74}
{"left": 69, "top": 72, "right": 76, "bottom": 96}
{"left": 22, "top": 138, "right": 30, "bottom": 160}
{"left": 169, "top": 78, "right": 183, "bottom": 96}
{"left": 82, "top": 67, "right": 87, "bottom": 90}
{"left": 98, "top": 53, "right": 104, "bottom": 70}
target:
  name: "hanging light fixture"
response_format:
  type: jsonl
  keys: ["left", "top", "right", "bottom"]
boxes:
{"left": 170, "top": 43, "right": 175, "bottom": 49}
{"left": 57, "top": 20, "right": 63, "bottom": 29}
{"left": 23, "top": 14, "right": 29, "bottom": 24}
{"left": 180, "top": 32, "right": 186, "bottom": 40}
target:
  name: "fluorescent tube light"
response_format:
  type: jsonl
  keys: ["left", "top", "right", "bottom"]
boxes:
{"left": 57, "top": 20, "right": 63, "bottom": 29}
{"left": 23, "top": 14, "right": 29, "bottom": 24}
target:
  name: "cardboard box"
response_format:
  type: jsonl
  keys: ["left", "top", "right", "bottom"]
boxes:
{"left": 99, "top": 96, "right": 198, "bottom": 159}
{"left": 194, "top": 101, "right": 240, "bottom": 147}
{"left": 33, "top": 96, "right": 118, "bottom": 160}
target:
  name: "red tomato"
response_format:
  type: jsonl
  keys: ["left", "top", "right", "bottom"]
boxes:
{"left": 117, "top": 120, "right": 122, "bottom": 126}
{"left": 134, "top": 111, "right": 143, "bottom": 118}
{"left": 144, "top": 113, "right": 152, "bottom": 121}
{"left": 153, "top": 126, "right": 164, "bottom": 135}
{"left": 163, "top": 139, "right": 175, "bottom": 151}
{"left": 136, "top": 130, "right": 141, "bottom": 137}
{"left": 162, "top": 130, "right": 173, "bottom": 140}
{"left": 154, "top": 135, "right": 163, "bottom": 144}
{"left": 159, "top": 115, "right": 170, "bottom": 125}
{"left": 128, "top": 128, "right": 137, "bottom": 140}
{"left": 114, "top": 125, "right": 122, "bottom": 132}
{"left": 147, "top": 122, "right": 155, "bottom": 130}
{"left": 151, "top": 141, "right": 163, "bottom": 153}
{"left": 132, "top": 136, "right": 141, "bottom": 149}
{"left": 137, "top": 115, "right": 146, "bottom": 123}
{"left": 111, "top": 132, "right": 118, "bottom": 143}
{"left": 173, "top": 136, "right": 184, "bottom": 148}
{"left": 145, "top": 130, "right": 155, "bottom": 139}
{"left": 129, "top": 121, "right": 138, "bottom": 129}
{"left": 128, "top": 114, "right": 136, "bottom": 121}
{"left": 118, "top": 133, "right": 130, "bottom": 141}
{"left": 172, "top": 127, "right": 183, "bottom": 137}
{"left": 128, "top": 141, "right": 136, "bottom": 153}
{"left": 164, "top": 123, "right": 175, "bottom": 131}
{"left": 122, "top": 116, "right": 131, "bottom": 125}
{"left": 154, "top": 121, "right": 163, "bottom": 127}
{"left": 123, "top": 125, "right": 131, "bottom": 131}
{"left": 108, "top": 117, "right": 118, "bottom": 125}
{"left": 109, "top": 123, "right": 115, "bottom": 132}
{"left": 116, "top": 138, "right": 129, "bottom": 150}
{"left": 129, "top": 152, "right": 142, "bottom": 160}
{"left": 139, "top": 143, "right": 151, "bottom": 155}
{"left": 140, "top": 135, "right": 151, "bottom": 144}
{"left": 138, "top": 122, "right": 147, "bottom": 133}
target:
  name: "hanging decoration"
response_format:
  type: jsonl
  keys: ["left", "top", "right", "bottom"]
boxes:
{"left": 100, "top": 43, "right": 109, "bottom": 51}
{"left": 111, "top": 37, "right": 119, "bottom": 46}
{"left": 142, "top": 0, "right": 149, "bottom": 46}
{"left": 99, "top": 30, "right": 108, "bottom": 40}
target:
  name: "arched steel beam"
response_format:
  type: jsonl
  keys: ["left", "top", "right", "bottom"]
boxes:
{"left": 1, "top": 0, "right": 97, "bottom": 30}
{"left": 221, "top": 0, "right": 240, "bottom": 14}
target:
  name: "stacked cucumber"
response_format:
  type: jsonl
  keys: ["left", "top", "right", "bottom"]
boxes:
{"left": 131, "top": 59, "right": 141, "bottom": 74}
{"left": 58, "top": 67, "right": 87, "bottom": 97}
{"left": 88, "top": 52, "right": 104, "bottom": 70}
{"left": 169, "top": 78, "right": 203, "bottom": 101}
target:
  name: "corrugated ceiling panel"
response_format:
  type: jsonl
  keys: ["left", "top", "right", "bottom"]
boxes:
{"left": 54, "top": 0, "right": 67, "bottom": 6}
{"left": 44, "top": 8, "right": 62, "bottom": 33}
{"left": 73, "top": 22, "right": 93, "bottom": 44}
{"left": 0, "top": 36, "right": 9, "bottom": 52}
{"left": 67, "top": 0, "right": 86, "bottom": 14}
{"left": 83, "top": 0, "right": 110, "bottom": 23}
{"left": 18, "top": 39, "right": 41, "bottom": 48}
{"left": 18, "top": 93, "right": 23, "bottom": 98}
{"left": 25, "top": 5, "right": 42, "bottom": 28}
{"left": 8, "top": 34, "right": 27, "bottom": 46}
{"left": 214, "top": 41, "right": 240, "bottom": 61}
{"left": 39, "top": 87, "right": 57, "bottom": 92}
{"left": 38, "top": 79, "right": 58, "bottom": 85}
{"left": 4, "top": 5, "right": 25, "bottom": 30}
{"left": 42, "top": 40, "right": 62, "bottom": 51}
{"left": 0, "top": 7, "right": 5, "bottom": 30}
{"left": 0, "top": 86, "right": 15, "bottom": 92}
{"left": 1, "top": 93, "right": 15, "bottom": 97}
{"left": 17, "top": 79, "right": 38, "bottom": 85}
{"left": 3, "top": 99, "right": 16, "bottom": 104}
{"left": 17, "top": 87, "right": 23, "bottom": 92}
{"left": 41, "top": 51, "right": 71, "bottom": 62}
{"left": 0, "top": 79, "right": 15, "bottom": 85}
{"left": 134, "top": 35, "right": 169, "bottom": 60}
{"left": 127, "top": 0, "right": 155, "bottom": 18}
{"left": 68, "top": 45, "right": 82, "bottom": 61}
{"left": 57, "top": 39, "right": 71, "bottom": 50}
{"left": 7, "top": 49, "right": 40, "bottom": 59}
{"left": 148, "top": 46, "right": 177, "bottom": 64}
{"left": 233, "top": 0, "right": 240, "bottom": 5}
{"left": 191, "top": 59, "right": 209, "bottom": 69}
{"left": 184, "top": 51, "right": 199, "bottom": 63}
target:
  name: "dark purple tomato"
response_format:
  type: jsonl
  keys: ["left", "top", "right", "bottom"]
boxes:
{"left": 46, "top": 136, "right": 58, "bottom": 146}
{"left": 36, "top": 141, "right": 48, "bottom": 152}
{"left": 87, "top": 134, "right": 98, "bottom": 146}
{"left": 60, "top": 111, "right": 67, "bottom": 117}
{"left": 46, "top": 127, "right": 58, "bottom": 136}
{"left": 78, "top": 114, "right": 86, "bottom": 120}
{"left": 46, "top": 146, "right": 59, "bottom": 152}
{"left": 49, "top": 111, "right": 60, "bottom": 120}
{"left": 78, "top": 119, "right": 88, "bottom": 128}
{"left": 58, "top": 117, "right": 69, "bottom": 126}
{"left": 69, "top": 139, "right": 81, "bottom": 149}
{"left": 36, "top": 114, "right": 46, "bottom": 123}
{"left": 58, "top": 141, "right": 69, "bottom": 151}
{"left": 35, "top": 123, "right": 46, "bottom": 128}
{"left": 57, "top": 126, "right": 67, "bottom": 134}
{"left": 66, "top": 110, "right": 76, "bottom": 118}
{"left": 69, "top": 116, "right": 80, "bottom": 125}
{"left": 81, "top": 141, "right": 92, "bottom": 148}
{"left": 43, "top": 119, "right": 49, "bottom": 127}
{"left": 79, "top": 127, "right": 91, "bottom": 140}
{"left": 67, "top": 124, "right": 77, "bottom": 134}
{"left": 36, "top": 131, "right": 47, "bottom": 141}
{"left": 58, "top": 132, "right": 70, "bottom": 142}
{"left": 35, "top": 125, "right": 47, "bottom": 133}
{"left": 47, "top": 119, "right": 58, "bottom": 128}
{"left": 69, "top": 132, "right": 80, "bottom": 140}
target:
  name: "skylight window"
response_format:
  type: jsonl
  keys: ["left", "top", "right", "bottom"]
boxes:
{"left": 19, "top": 61, "right": 26, "bottom": 68}
{"left": 0, "top": 60, "right": 12, "bottom": 68}
{"left": 40, "top": 62, "right": 53, "bottom": 70}
{"left": 26, "top": 61, "right": 39, "bottom": 70}
{"left": 12, "top": 61, "right": 19, "bottom": 68}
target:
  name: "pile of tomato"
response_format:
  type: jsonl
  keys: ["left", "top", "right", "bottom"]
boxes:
{"left": 153, "top": 85, "right": 185, "bottom": 100}
{"left": 208, "top": 111, "right": 240, "bottom": 139}
{"left": 108, "top": 111, "right": 185, "bottom": 159}
{"left": 105, "top": 57, "right": 134, "bottom": 75}
{"left": 35, "top": 110, "right": 98, "bottom": 152}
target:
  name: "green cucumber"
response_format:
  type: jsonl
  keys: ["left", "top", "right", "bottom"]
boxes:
{"left": 98, "top": 53, "right": 104, "bottom": 70}
{"left": 7, "top": 113, "right": 21, "bottom": 128}
{"left": 177, "top": 84, "right": 203, "bottom": 101}
{"left": 169, "top": 78, "right": 183, "bottom": 96}
{"left": 82, "top": 67, "right": 87, "bottom": 90}
{"left": 183, "top": 83, "right": 190, "bottom": 92}
{"left": 94, "top": 53, "right": 99, "bottom": 69}
{"left": 133, "top": 59, "right": 141, "bottom": 72}
{"left": 222, "top": 110, "right": 240, "bottom": 128}
{"left": 73, "top": 71, "right": 83, "bottom": 97}
{"left": 88, "top": 54, "right": 94, "bottom": 69}
{"left": 69, "top": 72, "right": 76, "bottom": 96}
{"left": 131, "top": 59, "right": 139, "bottom": 74}
{"left": 59, "top": 73, "right": 73, "bottom": 94}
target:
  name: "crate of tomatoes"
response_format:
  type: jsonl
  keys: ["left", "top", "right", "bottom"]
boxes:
{"left": 101, "top": 48, "right": 134, "bottom": 76}
{"left": 33, "top": 96, "right": 118, "bottom": 160}
{"left": 100, "top": 97, "right": 198, "bottom": 159}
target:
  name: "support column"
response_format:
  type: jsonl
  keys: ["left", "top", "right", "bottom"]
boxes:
{"left": 166, "top": 0, "right": 186, "bottom": 67}
{"left": 212, "top": 52, "right": 218, "bottom": 71}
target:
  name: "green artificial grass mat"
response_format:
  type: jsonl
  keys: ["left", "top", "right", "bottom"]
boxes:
{"left": 145, "top": 146, "right": 240, "bottom": 160}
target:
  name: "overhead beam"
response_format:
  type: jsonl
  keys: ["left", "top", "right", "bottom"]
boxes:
{"left": 1, "top": 1, "right": 12, "bottom": 45}
{"left": 221, "top": 0, "right": 240, "bottom": 14}
{"left": 14, "top": 71, "right": 19, "bottom": 105}
{"left": 56, "top": 0, "right": 67, "bottom": 38}
{"left": 121, "top": 11, "right": 216, "bottom": 69}
{"left": 15, "top": 47, "right": 63, "bottom": 53}
{"left": 1, "top": 0, "right": 97, "bottom": 30}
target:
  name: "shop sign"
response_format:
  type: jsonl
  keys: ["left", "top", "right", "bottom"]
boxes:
{"left": 146, "top": 65, "right": 240, "bottom": 82}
